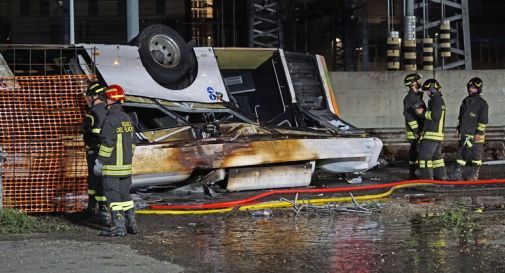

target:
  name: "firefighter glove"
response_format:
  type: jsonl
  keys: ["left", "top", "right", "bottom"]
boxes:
{"left": 463, "top": 136, "right": 473, "bottom": 148}
{"left": 94, "top": 159, "right": 104, "bottom": 176}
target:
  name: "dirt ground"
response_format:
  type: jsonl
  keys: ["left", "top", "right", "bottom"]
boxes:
{"left": 0, "top": 238, "right": 183, "bottom": 273}
{"left": 2, "top": 163, "right": 505, "bottom": 273}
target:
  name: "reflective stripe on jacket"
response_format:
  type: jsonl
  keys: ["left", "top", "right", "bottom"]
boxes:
{"left": 82, "top": 102, "right": 107, "bottom": 151}
{"left": 97, "top": 104, "right": 136, "bottom": 177}
{"left": 457, "top": 94, "right": 488, "bottom": 143}
{"left": 403, "top": 89, "right": 426, "bottom": 140}
{"left": 422, "top": 92, "right": 445, "bottom": 142}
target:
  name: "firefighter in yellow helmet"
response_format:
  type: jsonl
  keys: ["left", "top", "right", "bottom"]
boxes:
{"left": 415, "top": 79, "right": 447, "bottom": 180}
{"left": 403, "top": 73, "right": 426, "bottom": 179}
{"left": 94, "top": 85, "right": 137, "bottom": 237}
{"left": 453, "top": 77, "right": 488, "bottom": 180}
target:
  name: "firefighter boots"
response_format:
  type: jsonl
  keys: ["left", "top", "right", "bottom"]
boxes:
{"left": 125, "top": 208, "right": 137, "bottom": 235}
{"left": 409, "top": 164, "right": 418, "bottom": 180}
{"left": 85, "top": 196, "right": 97, "bottom": 219}
{"left": 468, "top": 165, "right": 480, "bottom": 181}
{"left": 420, "top": 168, "right": 433, "bottom": 180}
{"left": 452, "top": 165, "right": 464, "bottom": 181}
{"left": 100, "top": 211, "right": 127, "bottom": 237}
{"left": 433, "top": 167, "right": 447, "bottom": 181}
{"left": 97, "top": 202, "right": 111, "bottom": 227}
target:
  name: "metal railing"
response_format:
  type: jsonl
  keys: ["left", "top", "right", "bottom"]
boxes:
{"left": 365, "top": 126, "right": 505, "bottom": 144}
{"left": 366, "top": 126, "right": 505, "bottom": 162}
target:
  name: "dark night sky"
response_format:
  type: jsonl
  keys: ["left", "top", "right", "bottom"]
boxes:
{"left": 469, "top": 0, "right": 505, "bottom": 42}
{"left": 0, "top": 0, "right": 504, "bottom": 69}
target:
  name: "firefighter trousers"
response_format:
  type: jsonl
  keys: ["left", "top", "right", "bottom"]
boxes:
{"left": 103, "top": 176, "right": 134, "bottom": 212}
{"left": 86, "top": 151, "right": 105, "bottom": 202}
{"left": 418, "top": 140, "right": 447, "bottom": 180}
{"left": 408, "top": 139, "right": 420, "bottom": 166}
{"left": 456, "top": 139, "right": 484, "bottom": 167}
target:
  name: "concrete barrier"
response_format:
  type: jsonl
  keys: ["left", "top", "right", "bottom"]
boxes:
{"left": 330, "top": 70, "right": 505, "bottom": 128}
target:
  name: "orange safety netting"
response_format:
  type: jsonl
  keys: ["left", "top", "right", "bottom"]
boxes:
{"left": 0, "top": 75, "right": 89, "bottom": 213}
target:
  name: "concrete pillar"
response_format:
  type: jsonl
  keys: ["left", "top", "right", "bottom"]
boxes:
{"left": 127, "top": 0, "right": 140, "bottom": 43}
{"left": 423, "top": 38, "right": 434, "bottom": 70}
{"left": 406, "top": 0, "right": 415, "bottom": 16}
{"left": 404, "top": 39, "right": 417, "bottom": 71}
{"left": 387, "top": 31, "right": 401, "bottom": 71}
{"left": 69, "top": 0, "right": 75, "bottom": 44}
{"left": 403, "top": 0, "right": 416, "bottom": 71}
{"left": 440, "top": 20, "right": 451, "bottom": 58}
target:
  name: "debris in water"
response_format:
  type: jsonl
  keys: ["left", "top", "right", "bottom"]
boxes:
{"left": 279, "top": 193, "right": 389, "bottom": 215}
{"left": 347, "top": 176, "right": 363, "bottom": 184}
{"left": 250, "top": 209, "right": 273, "bottom": 217}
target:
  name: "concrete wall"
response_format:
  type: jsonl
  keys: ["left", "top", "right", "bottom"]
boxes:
{"left": 330, "top": 70, "right": 505, "bottom": 128}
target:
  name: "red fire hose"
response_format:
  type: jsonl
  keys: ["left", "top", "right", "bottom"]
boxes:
{"left": 149, "top": 179, "right": 505, "bottom": 211}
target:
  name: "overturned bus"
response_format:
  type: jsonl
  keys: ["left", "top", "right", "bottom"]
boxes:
{"left": 0, "top": 25, "right": 382, "bottom": 192}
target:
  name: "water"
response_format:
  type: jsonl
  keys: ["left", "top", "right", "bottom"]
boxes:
{"left": 131, "top": 164, "right": 505, "bottom": 272}
{"left": 138, "top": 197, "right": 505, "bottom": 273}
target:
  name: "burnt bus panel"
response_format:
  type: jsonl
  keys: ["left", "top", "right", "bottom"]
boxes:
{"left": 131, "top": 137, "right": 382, "bottom": 177}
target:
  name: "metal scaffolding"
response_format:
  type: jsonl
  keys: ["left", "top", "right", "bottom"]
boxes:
{"left": 415, "top": 0, "right": 472, "bottom": 70}
{"left": 249, "top": 0, "right": 283, "bottom": 48}
{"left": 332, "top": 0, "right": 367, "bottom": 71}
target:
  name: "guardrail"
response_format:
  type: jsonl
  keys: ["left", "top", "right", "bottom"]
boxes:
{"left": 365, "top": 126, "right": 505, "bottom": 144}
{"left": 365, "top": 126, "right": 505, "bottom": 162}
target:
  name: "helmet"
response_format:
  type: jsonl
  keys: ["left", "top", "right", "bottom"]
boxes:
{"left": 105, "top": 84, "right": 126, "bottom": 102}
{"left": 86, "top": 82, "right": 107, "bottom": 96}
{"left": 404, "top": 73, "right": 422, "bottom": 87}
{"left": 467, "top": 77, "right": 483, "bottom": 93}
{"left": 422, "top": 79, "right": 441, "bottom": 94}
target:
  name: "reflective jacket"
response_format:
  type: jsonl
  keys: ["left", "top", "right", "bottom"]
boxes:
{"left": 97, "top": 104, "right": 136, "bottom": 177}
{"left": 457, "top": 94, "right": 488, "bottom": 143}
{"left": 421, "top": 92, "right": 446, "bottom": 142}
{"left": 403, "top": 89, "right": 426, "bottom": 140}
{"left": 82, "top": 102, "right": 107, "bottom": 152}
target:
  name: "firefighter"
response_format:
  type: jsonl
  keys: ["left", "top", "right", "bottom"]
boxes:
{"left": 403, "top": 73, "right": 426, "bottom": 179}
{"left": 453, "top": 77, "right": 488, "bottom": 180}
{"left": 415, "top": 79, "right": 447, "bottom": 180}
{"left": 94, "top": 84, "right": 137, "bottom": 237}
{"left": 82, "top": 81, "right": 110, "bottom": 225}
